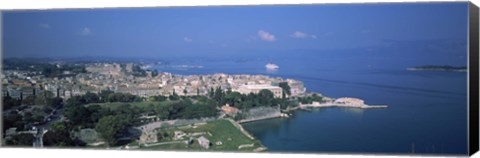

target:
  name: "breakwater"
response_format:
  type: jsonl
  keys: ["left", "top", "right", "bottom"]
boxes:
{"left": 299, "top": 102, "right": 388, "bottom": 109}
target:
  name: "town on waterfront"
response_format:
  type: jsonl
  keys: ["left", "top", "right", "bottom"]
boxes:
{"left": 2, "top": 58, "right": 384, "bottom": 151}
{"left": 1, "top": 2, "right": 470, "bottom": 156}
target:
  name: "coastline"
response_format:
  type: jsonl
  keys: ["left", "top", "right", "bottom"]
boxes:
{"left": 236, "top": 99, "right": 388, "bottom": 126}
{"left": 228, "top": 118, "right": 268, "bottom": 152}
{"left": 238, "top": 113, "right": 288, "bottom": 124}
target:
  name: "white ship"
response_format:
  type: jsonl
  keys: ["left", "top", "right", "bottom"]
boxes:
{"left": 265, "top": 63, "right": 279, "bottom": 70}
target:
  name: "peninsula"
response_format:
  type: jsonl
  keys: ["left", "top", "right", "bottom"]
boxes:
{"left": 406, "top": 65, "right": 467, "bottom": 72}
{"left": 298, "top": 97, "right": 388, "bottom": 109}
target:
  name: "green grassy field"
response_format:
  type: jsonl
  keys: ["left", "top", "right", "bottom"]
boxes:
{"left": 137, "top": 119, "right": 265, "bottom": 152}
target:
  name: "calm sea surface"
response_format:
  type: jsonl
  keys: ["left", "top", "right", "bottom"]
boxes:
{"left": 154, "top": 56, "right": 468, "bottom": 155}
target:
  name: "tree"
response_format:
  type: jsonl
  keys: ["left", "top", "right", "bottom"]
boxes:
{"left": 35, "top": 91, "right": 54, "bottom": 105}
{"left": 169, "top": 91, "right": 179, "bottom": 101}
{"left": 2, "top": 96, "right": 21, "bottom": 110}
{"left": 42, "top": 66, "right": 54, "bottom": 77}
{"left": 208, "top": 87, "right": 214, "bottom": 98}
{"left": 3, "top": 112, "right": 24, "bottom": 132}
{"left": 30, "top": 107, "right": 45, "bottom": 123}
{"left": 213, "top": 87, "right": 225, "bottom": 104}
{"left": 258, "top": 89, "right": 274, "bottom": 106}
{"left": 65, "top": 105, "right": 90, "bottom": 127}
{"left": 46, "top": 97, "right": 63, "bottom": 108}
{"left": 23, "top": 112, "right": 34, "bottom": 123}
{"left": 83, "top": 92, "right": 99, "bottom": 103}
{"left": 311, "top": 93, "right": 324, "bottom": 102}
{"left": 155, "top": 104, "right": 171, "bottom": 120}
{"left": 66, "top": 95, "right": 86, "bottom": 106}
{"left": 225, "top": 92, "right": 242, "bottom": 107}
{"left": 278, "top": 82, "right": 291, "bottom": 96}
{"left": 6, "top": 133, "right": 35, "bottom": 146}
{"left": 87, "top": 104, "right": 110, "bottom": 124}
{"left": 151, "top": 69, "right": 159, "bottom": 77}
{"left": 131, "top": 64, "right": 147, "bottom": 77}
{"left": 150, "top": 95, "right": 167, "bottom": 102}
{"left": 42, "top": 106, "right": 53, "bottom": 114}
{"left": 106, "top": 92, "right": 141, "bottom": 102}
{"left": 98, "top": 90, "right": 114, "bottom": 102}
{"left": 22, "top": 95, "right": 35, "bottom": 105}
{"left": 43, "top": 122, "right": 73, "bottom": 146}
{"left": 95, "top": 115, "right": 128, "bottom": 146}
{"left": 226, "top": 88, "right": 232, "bottom": 95}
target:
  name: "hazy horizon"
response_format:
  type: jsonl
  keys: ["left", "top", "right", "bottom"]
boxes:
{"left": 3, "top": 2, "right": 469, "bottom": 67}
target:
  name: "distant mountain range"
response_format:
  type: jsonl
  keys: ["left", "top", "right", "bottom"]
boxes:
{"left": 407, "top": 65, "right": 467, "bottom": 72}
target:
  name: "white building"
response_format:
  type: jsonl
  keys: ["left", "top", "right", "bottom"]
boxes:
{"left": 235, "top": 84, "right": 283, "bottom": 98}
{"left": 286, "top": 79, "right": 306, "bottom": 96}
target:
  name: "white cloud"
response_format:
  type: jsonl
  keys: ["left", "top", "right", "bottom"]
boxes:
{"left": 183, "top": 37, "right": 193, "bottom": 42}
{"left": 38, "top": 24, "right": 51, "bottom": 29}
{"left": 291, "top": 31, "right": 317, "bottom": 39}
{"left": 257, "top": 30, "right": 276, "bottom": 42}
{"left": 291, "top": 31, "right": 307, "bottom": 38}
{"left": 79, "top": 27, "right": 92, "bottom": 36}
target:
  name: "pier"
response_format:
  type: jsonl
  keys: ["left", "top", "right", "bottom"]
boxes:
{"left": 299, "top": 102, "right": 388, "bottom": 109}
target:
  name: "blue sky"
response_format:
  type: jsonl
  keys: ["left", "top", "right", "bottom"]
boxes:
{"left": 2, "top": 2, "right": 469, "bottom": 61}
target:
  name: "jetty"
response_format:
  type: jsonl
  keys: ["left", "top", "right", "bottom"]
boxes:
{"left": 299, "top": 97, "right": 388, "bottom": 109}
{"left": 299, "top": 102, "right": 388, "bottom": 109}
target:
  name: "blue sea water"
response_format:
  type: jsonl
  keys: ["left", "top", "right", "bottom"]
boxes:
{"left": 154, "top": 55, "right": 468, "bottom": 155}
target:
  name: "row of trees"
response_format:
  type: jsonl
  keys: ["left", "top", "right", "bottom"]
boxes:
{"left": 297, "top": 93, "right": 324, "bottom": 104}
{"left": 149, "top": 95, "right": 167, "bottom": 102}
{"left": 66, "top": 91, "right": 142, "bottom": 107}
{"left": 153, "top": 99, "right": 217, "bottom": 120}
{"left": 207, "top": 87, "right": 286, "bottom": 110}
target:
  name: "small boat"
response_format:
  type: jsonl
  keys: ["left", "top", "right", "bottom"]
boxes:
{"left": 265, "top": 63, "right": 279, "bottom": 70}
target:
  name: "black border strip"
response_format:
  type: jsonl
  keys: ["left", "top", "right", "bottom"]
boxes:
{"left": 469, "top": 2, "right": 479, "bottom": 156}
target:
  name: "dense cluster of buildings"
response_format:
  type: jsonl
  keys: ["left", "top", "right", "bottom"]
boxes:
{"left": 2, "top": 62, "right": 307, "bottom": 101}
